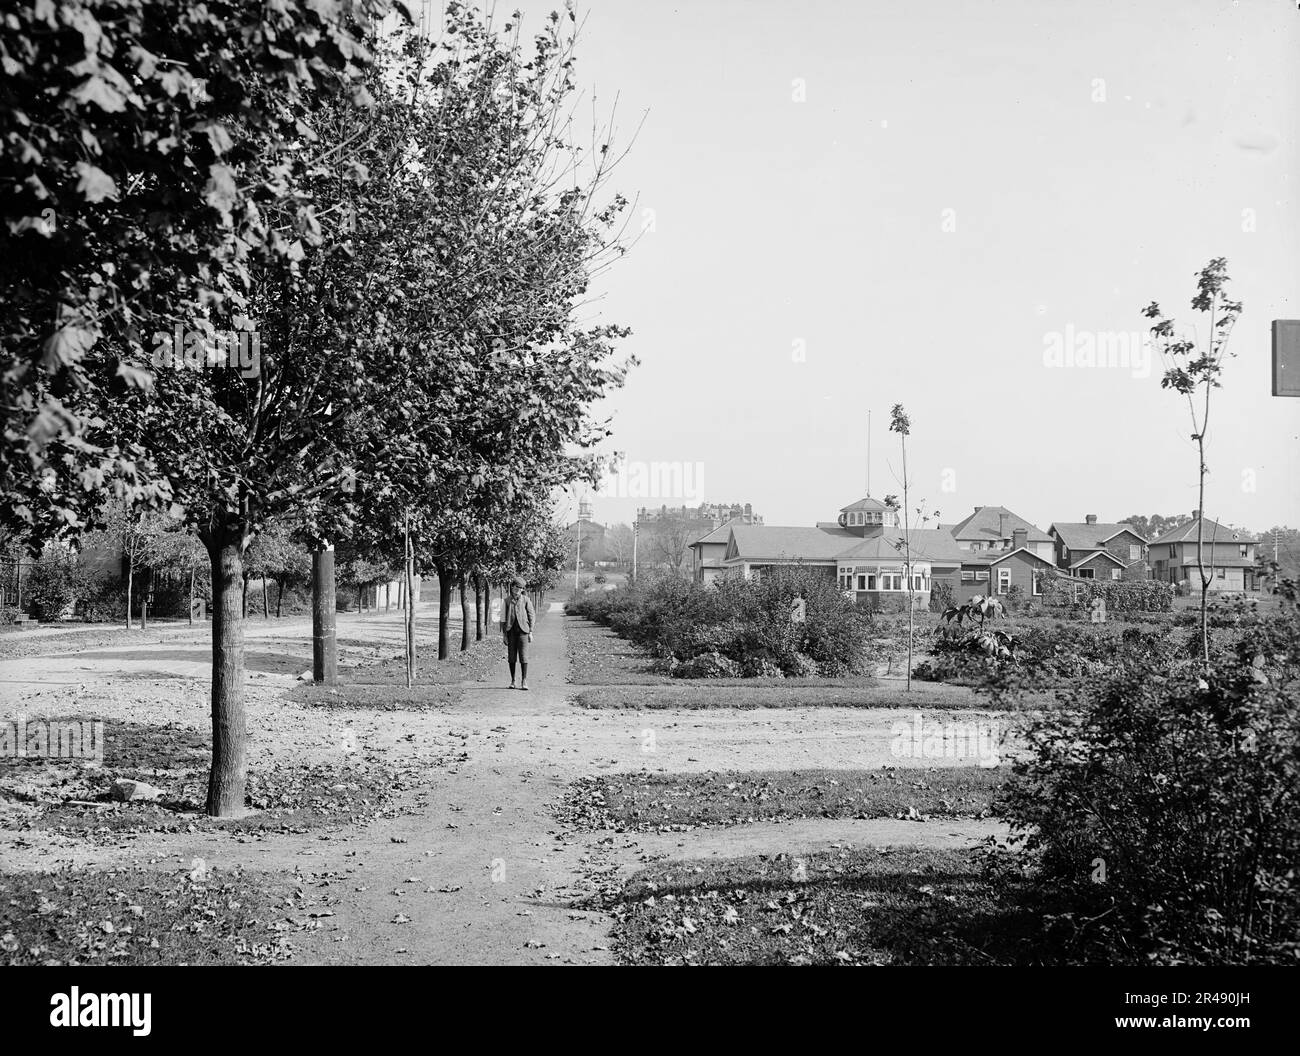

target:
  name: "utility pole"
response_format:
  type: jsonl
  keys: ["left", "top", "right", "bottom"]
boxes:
{"left": 575, "top": 516, "right": 581, "bottom": 591}
{"left": 632, "top": 518, "right": 638, "bottom": 580}
{"left": 866, "top": 408, "right": 872, "bottom": 496}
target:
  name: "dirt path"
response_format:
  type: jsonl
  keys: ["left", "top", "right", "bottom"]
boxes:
{"left": 2, "top": 599, "right": 1016, "bottom": 965}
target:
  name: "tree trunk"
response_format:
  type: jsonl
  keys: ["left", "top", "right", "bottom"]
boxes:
{"left": 141, "top": 572, "right": 148, "bottom": 631}
{"left": 262, "top": 576, "right": 269, "bottom": 620}
{"left": 188, "top": 565, "right": 195, "bottom": 626}
{"left": 475, "top": 577, "right": 484, "bottom": 641}
{"left": 1197, "top": 435, "right": 1210, "bottom": 666}
{"left": 437, "top": 563, "right": 452, "bottom": 660}
{"left": 385, "top": 581, "right": 391, "bottom": 614}
{"left": 276, "top": 576, "right": 284, "bottom": 618}
{"left": 901, "top": 437, "right": 913, "bottom": 693}
{"left": 204, "top": 531, "right": 247, "bottom": 818}
{"left": 125, "top": 556, "right": 134, "bottom": 630}
{"left": 460, "top": 572, "right": 471, "bottom": 651}
{"left": 241, "top": 572, "right": 249, "bottom": 619}
{"left": 404, "top": 513, "right": 415, "bottom": 687}
{"left": 312, "top": 546, "right": 337, "bottom": 685}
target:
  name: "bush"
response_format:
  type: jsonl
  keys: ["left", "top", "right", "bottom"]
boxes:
{"left": 25, "top": 545, "right": 78, "bottom": 620}
{"left": 674, "top": 651, "right": 742, "bottom": 679}
{"left": 916, "top": 616, "right": 1187, "bottom": 689}
{"left": 75, "top": 569, "right": 127, "bottom": 622}
{"left": 1039, "top": 571, "right": 1174, "bottom": 612}
{"left": 996, "top": 588, "right": 1300, "bottom": 963}
{"left": 567, "top": 566, "right": 876, "bottom": 678}
{"left": 928, "top": 579, "right": 954, "bottom": 613}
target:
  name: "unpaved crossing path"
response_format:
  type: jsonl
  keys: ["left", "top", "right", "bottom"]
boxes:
{"left": 1, "top": 596, "right": 1012, "bottom": 965}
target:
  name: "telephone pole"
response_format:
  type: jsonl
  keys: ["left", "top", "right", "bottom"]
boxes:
{"left": 866, "top": 409, "right": 872, "bottom": 496}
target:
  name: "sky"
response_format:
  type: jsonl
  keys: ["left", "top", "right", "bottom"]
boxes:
{"left": 452, "top": 0, "right": 1299, "bottom": 533}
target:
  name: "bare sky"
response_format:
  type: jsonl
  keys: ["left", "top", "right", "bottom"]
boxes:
{"left": 500, "top": 0, "right": 1299, "bottom": 533}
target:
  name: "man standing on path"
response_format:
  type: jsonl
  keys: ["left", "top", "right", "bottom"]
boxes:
{"left": 501, "top": 575, "right": 536, "bottom": 690}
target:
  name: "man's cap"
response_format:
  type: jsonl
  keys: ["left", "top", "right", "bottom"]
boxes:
{"left": 511, "top": 575, "right": 526, "bottom": 587}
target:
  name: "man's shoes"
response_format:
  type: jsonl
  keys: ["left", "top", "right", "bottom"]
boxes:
{"left": 519, "top": 683, "right": 529, "bottom": 691}
{"left": 508, "top": 683, "right": 516, "bottom": 690}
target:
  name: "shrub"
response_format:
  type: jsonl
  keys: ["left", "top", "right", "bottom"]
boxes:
{"left": 1039, "top": 571, "right": 1174, "bottom": 612}
{"left": 996, "top": 588, "right": 1300, "bottom": 963}
{"left": 567, "top": 566, "right": 876, "bottom": 678}
{"left": 928, "top": 579, "right": 954, "bottom": 613}
{"left": 25, "top": 545, "right": 78, "bottom": 620}
{"left": 75, "top": 569, "right": 127, "bottom": 622}
{"left": 674, "top": 651, "right": 742, "bottom": 679}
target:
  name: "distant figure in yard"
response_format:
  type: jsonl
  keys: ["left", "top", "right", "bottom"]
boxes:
{"left": 501, "top": 575, "right": 536, "bottom": 690}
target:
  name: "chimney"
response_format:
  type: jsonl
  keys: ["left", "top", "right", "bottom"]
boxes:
{"left": 974, "top": 505, "right": 983, "bottom": 513}
{"left": 1192, "top": 509, "right": 1200, "bottom": 520}
{"left": 998, "top": 512, "right": 1009, "bottom": 538}
{"left": 1012, "top": 528, "right": 1027, "bottom": 550}
{"left": 1085, "top": 514, "right": 1097, "bottom": 525}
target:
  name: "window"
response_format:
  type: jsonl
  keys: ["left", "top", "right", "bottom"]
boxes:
{"left": 1128, "top": 544, "right": 1141, "bottom": 561}
{"left": 838, "top": 571, "right": 853, "bottom": 590}
{"left": 1078, "top": 568, "right": 1095, "bottom": 580}
{"left": 997, "top": 568, "right": 1011, "bottom": 595}
{"left": 1031, "top": 571, "right": 1043, "bottom": 596}
{"left": 1216, "top": 567, "right": 1225, "bottom": 579}
{"left": 880, "top": 573, "right": 901, "bottom": 591}
{"left": 1239, "top": 545, "right": 1249, "bottom": 559}
{"left": 961, "top": 571, "right": 974, "bottom": 582}
{"left": 1169, "top": 545, "right": 1176, "bottom": 559}
{"left": 1111, "top": 568, "right": 1122, "bottom": 580}
{"left": 912, "top": 574, "right": 925, "bottom": 591}
{"left": 856, "top": 574, "right": 868, "bottom": 591}
{"left": 975, "top": 570, "right": 989, "bottom": 581}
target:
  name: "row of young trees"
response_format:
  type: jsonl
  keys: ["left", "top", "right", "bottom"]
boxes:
{"left": 2, "top": 2, "right": 634, "bottom": 815}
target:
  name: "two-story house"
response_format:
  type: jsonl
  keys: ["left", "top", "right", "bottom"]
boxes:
{"left": 1047, "top": 515, "right": 1148, "bottom": 581}
{"left": 946, "top": 506, "right": 1056, "bottom": 561}
{"left": 1149, "top": 513, "right": 1258, "bottom": 593}
{"left": 688, "top": 521, "right": 736, "bottom": 584}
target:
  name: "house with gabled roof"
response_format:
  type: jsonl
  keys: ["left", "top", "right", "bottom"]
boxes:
{"left": 717, "top": 495, "right": 966, "bottom": 608}
{"left": 946, "top": 505, "right": 1055, "bottom": 561}
{"left": 1148, "top": 512, "right": 1259, "bottom": 593}
{"left": 688, "top": 519, "right": 742, "bottom": 584}
{"left": 952, "top": 527, "right": 1057, "bottom": 602}
{"left": 1047, "top": 514, "right": 1149, "bottom": 582}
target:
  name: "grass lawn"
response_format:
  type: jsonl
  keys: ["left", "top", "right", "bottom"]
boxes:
{"left": 572, "top": 681, "right": 1045, "bottom": 710}
{"left": 609, "top": 845, "right": 1075, "bottom": 965}
{"left": 0, "top": 866, "right": 305, "bottom": 965}
{"left": 560, "top": 767, "right": 1003, "bottom": 831}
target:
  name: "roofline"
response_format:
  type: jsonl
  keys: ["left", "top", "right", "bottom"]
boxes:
{"left": 1069, "top": 551, "right": 1127, "bottom": 569}
{"left": 985, "top": 547, "right": 1056, "bottom": 567}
